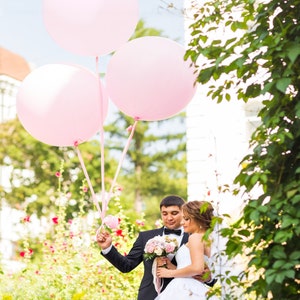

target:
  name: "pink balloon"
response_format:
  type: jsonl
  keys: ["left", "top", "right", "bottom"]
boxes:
{"left": 43, "top": 0, "right": 139, "bottom": 56}
{"left": 16, "top": 64, "right": 108, "bottom": 147}
{"left": 105, "top": 37, "right": 197, "bottom": 121}
{"left": 103, "top": 215, "right": 119, "bottom": 229}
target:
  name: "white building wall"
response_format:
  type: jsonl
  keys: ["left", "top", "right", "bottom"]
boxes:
{"left": 183, "top": 0, "right": 263, "bottom": 216}
{"left": 184, "top": 1, "right": 262, "bottom": 295}
{"left": 0, "top": 75, "right": 23, "bottom": 268}
{"left": 186, "top": 88, "right": 249, "bottom": 216}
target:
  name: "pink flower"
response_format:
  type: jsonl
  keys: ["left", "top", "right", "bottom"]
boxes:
{"left": 144, "top": 235, "right": 178, "bottom": 260}
{"left": 23, "top": 215, "right": 31, "bottom": 222}
{"left": 116, "top": 185, "right": 123, "bottom": 191}
{"left": 82, "top": 186, "right": 88, "bottom": 193}
{"left": 55, "top": 172, "right": 61, "bottom": 178}
{"left": 136, "top": 219, "right": 145, "bottom": 226}
{"left": 126, "top": 125, "right": 133, "bottom": 132}
{"left": 103, "top": 215, "right": 119, "bottom": 229}
{"left": 155, "top": 220, "right": 162, "bottom": 228}
{"left": 165, "top": 242, "right": 176, "bottom": 253}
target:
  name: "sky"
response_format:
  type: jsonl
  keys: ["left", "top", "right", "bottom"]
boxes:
{"left": 0, "top": 0, "right": 184, "bottom": 73}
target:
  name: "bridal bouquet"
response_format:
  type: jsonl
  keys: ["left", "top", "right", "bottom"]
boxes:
{"left": 144, "top": 235, "right": 178, "bottom": 260}
{"left": 144, "top": 235, "right": 178, "bottom": 294}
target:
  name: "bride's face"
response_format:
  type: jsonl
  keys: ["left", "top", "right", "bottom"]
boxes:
{"left": 181, "top": 215, "right": 198, "bottom": 234}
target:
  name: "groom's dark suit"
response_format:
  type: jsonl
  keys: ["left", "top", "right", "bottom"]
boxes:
{"left": 101, "top": 227, "right": 188, "bottom": 300}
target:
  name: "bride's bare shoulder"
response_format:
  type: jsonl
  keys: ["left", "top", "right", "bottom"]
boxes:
{"left": 188, "top": 232, "right": 205, "bottom": 243}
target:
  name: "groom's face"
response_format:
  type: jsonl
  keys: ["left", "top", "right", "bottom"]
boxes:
{"left": 160, "top": 205, "right": 183, "bottom": 230}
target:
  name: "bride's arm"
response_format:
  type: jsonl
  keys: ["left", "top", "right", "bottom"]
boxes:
{"left": 156, "top": 233, "right": 205, "bottom": 278}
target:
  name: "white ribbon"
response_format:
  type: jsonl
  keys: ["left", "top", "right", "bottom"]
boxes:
{"left": 152, "top": 257, "right": 164, "bottom": 294}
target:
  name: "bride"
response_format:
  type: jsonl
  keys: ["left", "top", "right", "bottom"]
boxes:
{"left": 155, "top": 200, "right": 216, "bottom": 299}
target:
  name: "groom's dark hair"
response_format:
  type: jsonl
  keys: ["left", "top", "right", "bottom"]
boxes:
{"left": 160, "top": 195, "right": 185, "bottom": 209}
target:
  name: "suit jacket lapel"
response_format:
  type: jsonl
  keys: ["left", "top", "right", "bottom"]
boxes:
{"left": 181, "top": 232, "right": 189, "bottom": 245}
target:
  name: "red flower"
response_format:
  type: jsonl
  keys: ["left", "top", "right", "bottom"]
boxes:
{"left": 20, "top": 248, "right": 33, "bottom": 257}
{"left": 52, "top": 217, "right": 58, "bottom": 224}
{"left": 116, "top": 229, "right": 124, "bottom": 237}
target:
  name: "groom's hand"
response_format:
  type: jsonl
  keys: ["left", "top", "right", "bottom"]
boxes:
{"left": 193, "top": 265, "right": 211, "bottom": 282}
{"left": 96, "top": 230, "right": 112, "bottom": 250}
{"left": 156, "top": 257, "right": 168, "bottom": 268}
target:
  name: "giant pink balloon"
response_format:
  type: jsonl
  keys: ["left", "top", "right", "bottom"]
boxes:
{"left": 16, "top": 64, "right": 108, "bottom": 147}
{"left": 105, "top": 37, "right": 197, "bottom": 121}
{"left": 43, "top": 0, "right": 139, "bottom": 56}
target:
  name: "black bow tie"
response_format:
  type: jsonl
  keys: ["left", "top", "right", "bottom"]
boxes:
{"left": 164, "top": 228, "right": 182, "bottom": 236}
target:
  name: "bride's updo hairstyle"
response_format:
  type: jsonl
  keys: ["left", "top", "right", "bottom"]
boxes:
{"left": 183, "top": 201, "right": 214, "bottom": 230}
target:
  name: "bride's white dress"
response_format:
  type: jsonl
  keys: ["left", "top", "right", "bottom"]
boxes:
{"left": 154, "top": 244, "right": 211, "bottom": 299}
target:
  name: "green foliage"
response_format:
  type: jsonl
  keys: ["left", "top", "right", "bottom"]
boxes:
{"left": 104, "top": 112, "right": 187, "bottom": 220}
{"left": 186, "top": 0, "right": 300, "bottom": 299}
{"left": 0, "top": 183, "right": 144, "bottom": 299}
{"left": 0, "top": 118, "right": 117, "bottom": 219}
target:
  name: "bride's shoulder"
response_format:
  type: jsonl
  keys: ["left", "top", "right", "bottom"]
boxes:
{"left": 188, "top": 232, "right": 205, "bottom": 243}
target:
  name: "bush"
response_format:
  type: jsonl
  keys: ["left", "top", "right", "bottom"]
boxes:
{"left": 0, "top": 191, "right": 144, "bottom": 299}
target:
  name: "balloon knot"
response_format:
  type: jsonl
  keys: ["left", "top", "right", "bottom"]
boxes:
{"left": 74, "top": 140, "right": 79, "bottom": 147}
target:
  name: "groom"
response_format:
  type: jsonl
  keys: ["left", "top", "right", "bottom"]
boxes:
{"left": 96, "top": 195, "right": 215, "bottom": 300}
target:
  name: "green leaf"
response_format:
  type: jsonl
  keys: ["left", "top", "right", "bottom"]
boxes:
{"left": 274, "top": 231, "right": 289, "bottom": 243}
{"left": 275, "top": 270, "right": 295, "bottom": 283}
{"left": 275, "top": 78, "right": 291, "bottom": 93}
{"left": 273, "top": 259, "right": 286, "bottom": 269}
{"left": 199, "top": 68, "right": 214, "bottom": 83}
{"left": 238, "top": 229, "right": 251, "bottom": 237}
{"left": 281, "top": 217, "right": 295, "bottom": 229}
{"left": 286, "top": 42, "right": 300, "bottom": 64}
{"left": 290, "top": 251, "right": 300, "bottom": 261}
{"left": 291, "top": 194, "right": 300, "bottom": 204}
{"left": 265, "top": 269, "right": 276, "bottom": 285}
{"left": 249, "top": 209, "right": 260, "bottom": 223}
